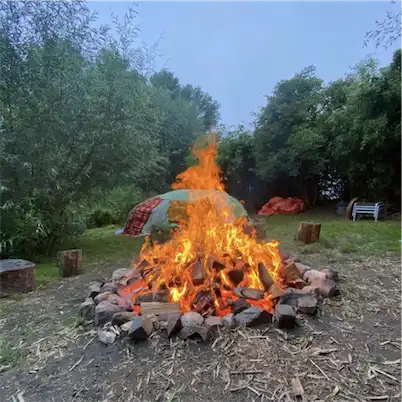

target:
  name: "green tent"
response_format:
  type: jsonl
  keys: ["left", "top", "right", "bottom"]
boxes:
{"left": 116, "top": 189, "right": 249, "bottom": 237}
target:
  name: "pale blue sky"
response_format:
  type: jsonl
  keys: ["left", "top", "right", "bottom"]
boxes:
{"left": 90, "top": 1, "right": 400, "bottom": 128}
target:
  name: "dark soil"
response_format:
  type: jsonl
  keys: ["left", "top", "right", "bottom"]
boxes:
{"left": 0, "top": 255, "right": 401, "bottom": 402}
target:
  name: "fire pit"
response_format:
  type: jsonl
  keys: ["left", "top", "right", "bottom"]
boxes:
{"left": 80, "top": 134, "right": 340, "bottom": 344}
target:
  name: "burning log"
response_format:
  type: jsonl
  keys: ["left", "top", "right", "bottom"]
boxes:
{"left": 58, "top": 249, "right": 82, "bottom": 277}
{"left": 191, "top": 261, "right": 206, "bottom": 285}
{"left": 234, "top": 287, "right": 264, "bottom": 300}
{"left": 140, "top": 302, "right": 180, "bottom": 316}
{"left": 297, "top": 222, "right": 321, "bottom": 244}
{"left": 192, "top": 291, "right": 213, "bottom": 313}
{"left": 231, "top": 298, "right": 251, "bottom": 314}
{"left": 283, "top": 262, "right": 301, "bottom": 285}
{"left": 258, "top": 262, "right": 274, "bottom": 290}
{"left": 269, "top": 284, "right": 284, "bottom": 300}
{"left": 134, "top": 289, "right": 169, "bottom": 305}
{"left": 207, "top": 255, "right": 225, "bottom": 271}
{"left": 227, "top": 269, "right": 244, "bottom": 286}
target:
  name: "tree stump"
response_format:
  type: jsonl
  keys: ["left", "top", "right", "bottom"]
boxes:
{"left": 0, "top": 259, "right": 36, "bottom": 297}
{"left": 59, "top": 249, "right": 82, "bottom": 277}
{"left": 297, "top": 222, "right": 321, "bottom": 244}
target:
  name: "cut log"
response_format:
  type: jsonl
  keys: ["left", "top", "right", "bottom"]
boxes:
{"left": 297, "top": 222, "right": 321, "bottom": 244}
{"left": 0, "top": 259, "right": 36, "bottom": 297}
{"left": 191, "top": 261, "right": 206, "bottom": 286}
{"left": 140, "top": 302, "right": 180, "bottom": 316}
{"left": 257, "top": 262, "right": 274, "bottom": 290}
{"left": 58, "top": 249, "right": 82, "bottom": 277}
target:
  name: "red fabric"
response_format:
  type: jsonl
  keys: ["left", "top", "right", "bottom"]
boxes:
{"left": 258, "top": 197, "right": 305, "bottom": 216}
{"left": 123, "top": 197, "right": 163, "bottom": 236}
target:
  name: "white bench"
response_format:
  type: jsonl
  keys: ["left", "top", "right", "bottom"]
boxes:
{"left": 352, "top": 202, "right": 384, "bottom": 222}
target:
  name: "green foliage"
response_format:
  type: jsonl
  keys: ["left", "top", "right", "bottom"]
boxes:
{"left": 253, "top": 53, "right": 401, "bottom": 206}
{"left": 0, "top": 1, "right": 220, "bottom": 258}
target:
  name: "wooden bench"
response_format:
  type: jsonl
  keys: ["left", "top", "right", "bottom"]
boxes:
{"left": 352, "top": 202, "right": 384, "bottom": 222}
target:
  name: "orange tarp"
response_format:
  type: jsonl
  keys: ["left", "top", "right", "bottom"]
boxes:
{"left": 258, "top": 197, "right": 305, "bottom": 216}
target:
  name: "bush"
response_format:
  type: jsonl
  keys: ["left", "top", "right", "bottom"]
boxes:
{"left": 87, "top": 208, "right": 119, "bottom": 228}
{"left": 84, "top": 185, "right": 149, "bottom": 228}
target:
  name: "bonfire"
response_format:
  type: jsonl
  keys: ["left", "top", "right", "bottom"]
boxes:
{"left": 81, "top": 133, "right": 340, "bottom": 343}
{"left": 120, "top": 133, "right": 283, "bottom": 316}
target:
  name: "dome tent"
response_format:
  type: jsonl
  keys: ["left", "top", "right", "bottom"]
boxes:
{"left": 115, "top": 189, "right": 249, "bottom": 237}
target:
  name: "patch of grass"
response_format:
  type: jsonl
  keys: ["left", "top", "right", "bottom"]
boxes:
{"left": 0, "top": 339, "right": 25, "bottom": 366}
{"left": 35, "top": 225, "right": 143, "bottom": 287}
{"left": 263, "top": 212, "right": 401, "bottom": 258}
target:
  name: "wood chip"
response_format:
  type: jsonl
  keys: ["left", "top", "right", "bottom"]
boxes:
{"left": 291, "top": 377, "right": 304, "bottom": 399}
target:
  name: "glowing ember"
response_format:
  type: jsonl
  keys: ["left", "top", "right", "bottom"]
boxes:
{"left": 121, "top": 133, "right": 284, "bottom": 316}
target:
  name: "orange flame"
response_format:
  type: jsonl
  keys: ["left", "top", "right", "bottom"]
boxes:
{"left": 122, "top": 133, "right": 283, "bottom": 315}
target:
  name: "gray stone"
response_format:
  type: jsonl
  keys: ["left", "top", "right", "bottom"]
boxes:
{"left": 297, "top": 294, "right": 318, "bottom": 315}
{"left": 179, "top": 325, "right": 210, "bottom": 342}
{"left": 98, "top": 330, "right": 117, "bottom": 345}
{"left": 111, "top": 311, "right": 137, "bottom": 326}
{"left": 181, "top": 311, "right": 204, "bottom": 327}
{"left": 79, "top": 298, "right": 95, "bottom": 320}
{"left": 320, "top": 268, "right": 339, "bottom": 282}
{"left": 112, "top": 268, "right": 131, "bottom": 283}
{"left": 100, "top": 282, "right": 118, "bottom": 294}
{"left": 88, "top": 282, "right": 102, "bottom": 299}
{"left": 278, "top": 288, "right": 318, "bottom": 315}
{"left": 204, "top": 316, "right": 223, "bottom": 329}
{"left": 128, "top": 316, "right": 154, "bottom": 341}
{"left": 94, "top": 291, "right": 112, "bottom": 304}
{"left": 310, "top": 278, "right": 339, "bottom": 298}
{"left": 95, "top": 301, "right": 125, "bottom": 326}
{"left": 234, "top": 306, "right": 273, "bottom": 327}
{"left": 222, "top": 313, "right": 235, "bottom": 329}
{"left": 108, "top": 294, "right": 132, "bottom": 310}
{"left": 167, "top": 313, "right": 182, "bottom": 337}
{"left": 275, "top": 304, "right": 296, "bottom": 329}
{"left": 231, "top": 298, "right": 251, "bottom": 315}
{"left": 120, "top": 320, "right": 134, "bottom": 333}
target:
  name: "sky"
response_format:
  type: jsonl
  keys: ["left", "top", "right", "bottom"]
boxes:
{"left": 90, "top": 1, "right": 401, "bottom": 128}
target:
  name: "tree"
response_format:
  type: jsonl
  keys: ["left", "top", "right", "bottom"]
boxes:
{"left": 0, "top": 1, "right": 221, "bottom": 257}
{"left": 364, "top": 1, "right": 401, "bottom": 48}
{"left": 253, "top": 66, "right": 327, "bottom": 206}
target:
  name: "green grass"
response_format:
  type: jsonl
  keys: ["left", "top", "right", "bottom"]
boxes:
{"left": 262, "top": 212, "right": 401, "bottom": 257}
{"left": 0, "top": 339, "right": 25, "bottom": 367}
{"left": 34, "top": 213, "right": 400, "bottom": 288}
{"left": 35, "top": 225, "right": 143, "bottom": 287}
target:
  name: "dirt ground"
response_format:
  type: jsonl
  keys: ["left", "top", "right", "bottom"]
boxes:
{"left": 0, "top": 253, "right": 401, "bottom": 402}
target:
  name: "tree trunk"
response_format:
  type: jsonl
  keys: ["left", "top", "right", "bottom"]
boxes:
{"left": 297, "top": 222, "right": 321, "bottom": 244}
{"left": 59, "top": 249, "right": 82, "bottom": 277}
{"left": 0, "top": 259, "right": 36, "bottom": 297}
